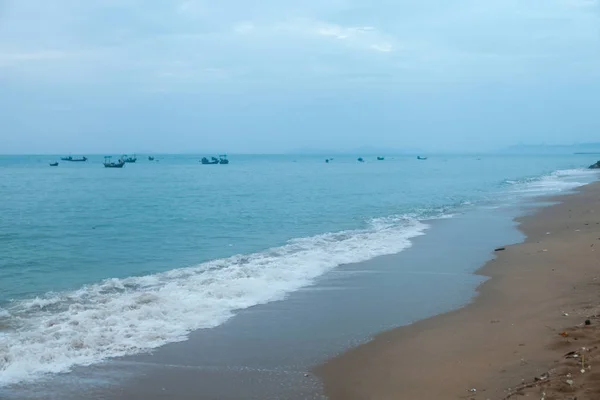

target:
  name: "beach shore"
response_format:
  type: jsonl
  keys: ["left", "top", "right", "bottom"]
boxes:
{"left": 4, "top": 176, "right": 596, "bottom": 400}
{"left": 317, "top": 181, "right": 600, "bottom": 400}
{"left": 3, "top": 204, "right": 526, "bottom": 400}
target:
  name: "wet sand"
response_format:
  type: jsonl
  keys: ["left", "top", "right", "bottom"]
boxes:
{"left": 317, "top": 181, "right": 600, "bottom": 399}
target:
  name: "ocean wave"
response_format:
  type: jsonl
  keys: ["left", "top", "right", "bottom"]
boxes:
{"left": 503, "top": 168, "right": 596, "bottom": 196}
{"left": 0, "top": 216, "right": 429, "bottom": 387}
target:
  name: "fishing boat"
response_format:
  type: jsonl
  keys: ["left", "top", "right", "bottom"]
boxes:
{"left": 49, "top": 162, "right": 59, "bottom": 167}
{"left": 61, "top": 156, "right": 87, "bottom": 162}
{"left": 377, "top": 156, "right": 385, "bottom": 161}
{"left": 357, "top": 157, "right": 365, "bottom": 162}
{"left": 219, "top": 155, "right": 229, "bottom": 165}
{"left": 148, "top": 156, "right": 155, "bottom": 161}
{"left": 417, "top": 156, "right": 428, "bottom": 160}
{"left": 201, "top": 157, "right": 220, "bottom": 165}
{"left": 103, "top": 156, "right": 125, "bottom": 168}
{"left": 122, "top": 154, "right": 137, "bottom": 163}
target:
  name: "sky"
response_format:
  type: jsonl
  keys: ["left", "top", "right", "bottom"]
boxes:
{"left": 1, "top": 0, "right": 600, "bottom": 154}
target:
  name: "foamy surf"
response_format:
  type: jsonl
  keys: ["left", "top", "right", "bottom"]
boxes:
{"left": 504, "top": 168, "right": 597, "bottom": 196}
{"left": 0, "top": 216, "right": 428, "bottom": 387}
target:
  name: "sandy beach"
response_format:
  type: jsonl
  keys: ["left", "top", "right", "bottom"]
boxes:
{"left": 318, "top": 181, "right": 600, "bottom": 400}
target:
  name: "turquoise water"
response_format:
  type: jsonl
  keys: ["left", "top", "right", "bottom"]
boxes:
{"left": 0, "top": 154, "right": 597, "bottom": 386}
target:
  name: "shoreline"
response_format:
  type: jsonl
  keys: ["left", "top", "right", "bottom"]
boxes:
{"left": 0, "top": 193, "right": 527, "bottom": 400}
{"left": 2, "top": 172, "right": 596, "bottom": 400}
{"left": 317, "top": 180, "right": 600, "bottom": 399}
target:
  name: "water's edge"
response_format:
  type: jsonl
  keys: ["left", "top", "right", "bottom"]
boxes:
{"left": 0, "top": 165, "right": 597, "bottom": 398}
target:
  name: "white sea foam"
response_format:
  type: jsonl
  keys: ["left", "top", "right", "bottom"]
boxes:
{"left": 0, "top": 217, "right": 428, "bottom": 387}
{"left": 507, "top": 168, "right": 597, "bottom": 196}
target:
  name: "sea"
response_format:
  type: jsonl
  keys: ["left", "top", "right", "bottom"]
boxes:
{"left": 0, "top": 154, "right": 598, "bottom": 397}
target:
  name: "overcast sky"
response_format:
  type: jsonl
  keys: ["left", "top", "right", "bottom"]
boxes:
{"left": 1, "top": 0, "right": 600, "bottom": 154}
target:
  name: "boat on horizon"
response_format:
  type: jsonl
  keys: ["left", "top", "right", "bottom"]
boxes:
{"left": 201, "top": 157, "right": 220, "bottom": 165}
{"left": 357, "top": 157, "right": 365, "bottom": 162}
{"left": 377, "top": 156, "right": 385, "bottom": 161}
{"left": 103, "top": 156, "right": 125, "bottom": 168}
{"left": 417, "top": 156, "right": 428, "bottom": 160}
{"left": 201, "top": 155, "right": 230, "bottom": 165}
{"left": 148, "top": 156, "right": 155, "bottom": 161}
{"left": 61, "top": 156, "right": 87, "bottom": 162}
{"left": 122, "top": 155, "right": 137, "bottom": 163}
{"left": 49, "top": 162, "right": 59, "bottom": 167}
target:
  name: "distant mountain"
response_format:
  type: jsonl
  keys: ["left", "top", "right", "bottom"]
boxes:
{"left": 501, "top": 143, "right": 600, "bottom": 155}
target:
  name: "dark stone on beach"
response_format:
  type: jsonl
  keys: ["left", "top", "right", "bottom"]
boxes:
{"left": 589, "top": 160, "right": 600, "bottom": 169}
{"left": 495, "top": 247, "right": 506, "bottom": 252}
{"left": 585, "top": 319, "right": 591, "bottom": 326}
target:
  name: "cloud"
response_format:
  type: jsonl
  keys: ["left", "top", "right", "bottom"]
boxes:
{"left": 274, "top": 20, "right": 398, "bottom": 55}
{"left": 370, "top": 43, "right": 393, "bottom": 53}
{"left": 1, "top": 0, "right": 600, "bottom": 88}
{"left": 2, "top": 0, "right": 600, "bottom": 154}
{"left": 316, "top": 25, "right": 375, "bottom": 40}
